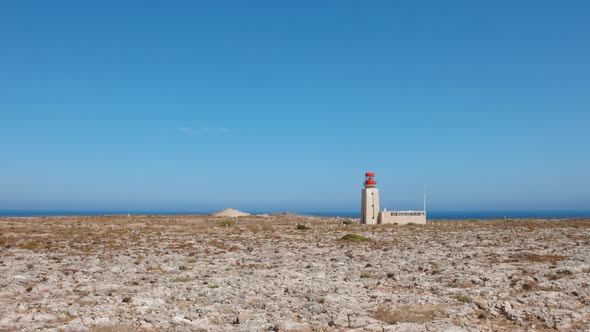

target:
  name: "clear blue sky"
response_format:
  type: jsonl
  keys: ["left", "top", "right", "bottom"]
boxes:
{"left": 1, "top": 1, "right": 589, "bottom": 213}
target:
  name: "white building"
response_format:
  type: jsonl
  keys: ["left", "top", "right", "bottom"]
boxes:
{"left": 360, "top": 172, "right": 427, "bottom": 225}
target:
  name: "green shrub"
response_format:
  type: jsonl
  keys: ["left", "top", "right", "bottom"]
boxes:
{"left": 455, "top": 295, "right": 473, "bottom": 303}
{"left": 340, "top": 234, "right": 371, "bottom": 242}
{"left": 360, "top": 273, "right": 375, "bottom": 279}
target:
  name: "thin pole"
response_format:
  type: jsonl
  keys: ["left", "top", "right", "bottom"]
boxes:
{"left": 423, "top": 187, "right": 427, "bottom": 220}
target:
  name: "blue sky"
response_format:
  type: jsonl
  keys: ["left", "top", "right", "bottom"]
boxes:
{"left": 1, "top": 1, "right": 589, "bottom": 213}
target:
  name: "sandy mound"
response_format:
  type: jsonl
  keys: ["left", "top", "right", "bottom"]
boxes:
{"left": 211, "top": 208, "right": 250, "bottom": 217}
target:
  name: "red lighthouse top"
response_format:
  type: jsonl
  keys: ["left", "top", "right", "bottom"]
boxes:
{"left": 364, "top": 172, "right": 376, "bottom": 187}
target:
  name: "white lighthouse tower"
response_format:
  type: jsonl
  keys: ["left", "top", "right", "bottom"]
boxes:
{"left": 361, "top": 172, "right": 380, "bottom": 224}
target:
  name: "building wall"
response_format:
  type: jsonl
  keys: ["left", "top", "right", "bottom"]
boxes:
{"left": 361, "top": 188, "right": 380, "bottom": 225}
{"left": 378, "top": 211, "right": 426, "bottom": 225}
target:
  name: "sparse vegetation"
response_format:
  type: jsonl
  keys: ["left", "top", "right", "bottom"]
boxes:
{"left": 146, "top": 266, "right": 166, "bottom": 274}
{"left": 90, "top": 326, "right": 138, "bottom": 332}
{"left": 296, "top": 224, "right": 311, "bottom": 230}
{"left": 218, "top": 220, "right": 236, "bottom": 227}
{"left": 20, "top": 241, "right": 42, "bottom": 250}
{"left": 511, "top": 253, "right": 567, "bottom": 264}
{"left": 340, "top": 234, "right": 371, "bottom": 242}
{"left": 522, "top": 280, "right": 539, "bottom": 291}
{"left": 372, "top": 305, "right": 440, "bottom": 324}
{"left": 455, "top": 295, "right": 473, "bottom": 303}
{"left": 546, "top": 273, "right": 564, "bottom": 281}
{"left": 1, "top": 215, "right": 589, "bottom": 331}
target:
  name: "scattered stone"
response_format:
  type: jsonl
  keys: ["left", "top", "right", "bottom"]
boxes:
{"left": 170, "top": 315, "right": 191, "bottom": 325}
{"left": 0, "top": 215, "right": 588, "bottom": 331}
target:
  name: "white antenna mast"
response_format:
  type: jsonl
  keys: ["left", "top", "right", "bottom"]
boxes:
{"left": 423, "top": 186, "right": 427, "bottom": 220}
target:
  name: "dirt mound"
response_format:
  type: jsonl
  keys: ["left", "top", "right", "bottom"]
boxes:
{"left": 211, "top": 208, "right": 250, "bottom": 217}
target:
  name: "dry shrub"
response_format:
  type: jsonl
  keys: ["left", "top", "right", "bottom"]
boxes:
{"left": 510, "top": 253, "right": 566, "bottom": 264}
{"left": 208, "top": 240, "right": 239, "bottom": 251}
{"left": 296, "top": 224, "right": 311, "bottom": 230}
{"left": 372, "top": 304, "right": 441, "bottom": 324}
{"left": 146, "top": 265, "right": 166, "bottom": 274}
{"left": 18, "top": 240, "right": 45, "bottom": 251}
{"left": 90, "top": 326, "right": 138, "bottom": 332}
{"left": 449, "top": 279, "right": 473, "bottom": 288}
{"left": 521, "top": 280, "right": 539, "bottom": 291}
{"left": 546, "top": 273, "right": 564, "bottom": 281}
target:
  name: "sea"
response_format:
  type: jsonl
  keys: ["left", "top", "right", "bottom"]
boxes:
{"left": 0, "top": 210, "right": 589, "bottom": 220}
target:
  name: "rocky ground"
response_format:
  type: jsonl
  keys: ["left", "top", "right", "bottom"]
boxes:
{"left": 0, "top": 215, "right": 589, "bottom": 332}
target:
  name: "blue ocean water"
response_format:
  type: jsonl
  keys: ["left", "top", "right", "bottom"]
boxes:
{"left": 1, "top": 210, "right": 589, "bottom": 219}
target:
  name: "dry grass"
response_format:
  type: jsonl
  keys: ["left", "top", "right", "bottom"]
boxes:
{"left": 0, "top": 215, "right": 588, "bottom": 331}
{"left": 372, "top": 304, "right": 442, "bottom": 324}
{"left": 511, "top": 253, "right": 567, "bottom": 264}
{"left": 89, "top": 326, "right": 144, "bottom": 332}
{"left": 521, "top": 280, "right": 540, "bottom": 291}
{"left": 1, "top": 216, "right": 574, "bottom": 260}
{"left": 296, "top": 224, "right": 311, "bottom": 230}
{"left": 145, "top": 266, "right": 166, "bottom": 274}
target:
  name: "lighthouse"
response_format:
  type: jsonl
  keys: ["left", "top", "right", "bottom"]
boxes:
{"left": 360, "top": 172, "right": 427, "bottom": 225}
{"left": 361, "top": 172, "right": 380, "bottom": 225}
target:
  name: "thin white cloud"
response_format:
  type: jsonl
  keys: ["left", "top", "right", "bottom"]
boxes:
{"left": 199, "top": 126, "right": 230, "bottom": 134}
{"left": 178, "top": 126, "right": 230, "bottom": 135}
{"left": 179, "top": 127, "right": 194, "bottom": 135}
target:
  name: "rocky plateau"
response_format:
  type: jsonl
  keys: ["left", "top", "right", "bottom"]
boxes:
{"left": 0, "top": 215, "right": 589, "bottom": 331}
